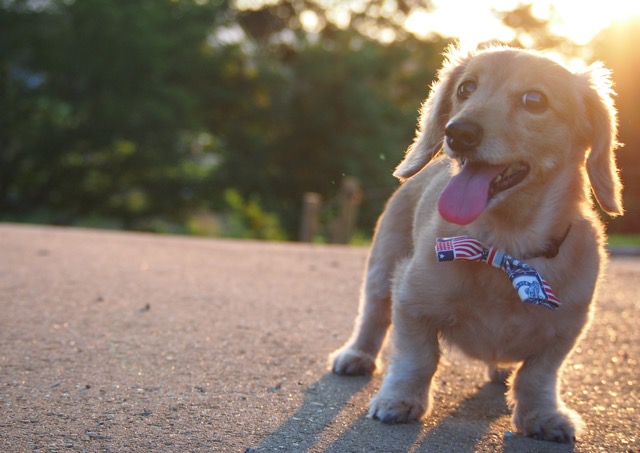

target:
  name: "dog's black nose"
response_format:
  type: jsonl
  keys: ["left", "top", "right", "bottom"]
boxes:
{"left": 445, "top": 120, "right": 483, "bottom": 153}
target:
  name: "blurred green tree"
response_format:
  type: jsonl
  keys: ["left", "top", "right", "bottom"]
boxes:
{"left": 2, "top": 0, "right": 636, "bottom": 239}
{"left": 208, "top": 22, "right": 450, "bottom": 234}
{"left": 0, "top": 0, "right": 230, "bottom": 228}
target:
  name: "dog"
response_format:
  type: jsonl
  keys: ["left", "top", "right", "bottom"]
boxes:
{"left": 330, "top": 45, "right": 623, "bottom": 443}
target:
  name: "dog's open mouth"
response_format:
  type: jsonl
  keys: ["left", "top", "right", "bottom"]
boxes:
{"left": 488, "top": 161, "right": 530, "bottom": 197}
{"left": 437, "top": 160, "right": 530, "bottom": 226}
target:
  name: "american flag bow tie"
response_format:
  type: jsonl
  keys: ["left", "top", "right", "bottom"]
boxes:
{"left": 435, "top": 236, "right": 560, "bottom": 310}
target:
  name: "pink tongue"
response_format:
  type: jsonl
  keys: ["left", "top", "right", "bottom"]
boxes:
{"left": 438, "top": 164, "right": 507, "bottom": 225}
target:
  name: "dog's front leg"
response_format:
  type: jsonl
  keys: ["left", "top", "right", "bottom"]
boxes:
{"left": 368, "top": 307, "right": 440, "bottom": 424}
{"left": 331, "top": 187, "right": 414, "bottom": 376}
{"left": 508, "top": 347, "right": 583, "bottom": 443}
{"left": 329, "top": 255, "right": 393, "bottom": 375}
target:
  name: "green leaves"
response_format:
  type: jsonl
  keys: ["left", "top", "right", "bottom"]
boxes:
{"left": 4, "top": 1, "right": 635, "bottom": 238}
{"left": 0, "top": 0, "right": 230, "bottom": 227}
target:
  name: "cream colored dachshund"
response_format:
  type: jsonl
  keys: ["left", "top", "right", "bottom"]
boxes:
{"left": 331, "top": 45, "right": 622, "bottom": 443}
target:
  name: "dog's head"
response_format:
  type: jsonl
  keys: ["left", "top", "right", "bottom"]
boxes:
{"left": 394, "top": 45, "right": 623, "bottom": 225}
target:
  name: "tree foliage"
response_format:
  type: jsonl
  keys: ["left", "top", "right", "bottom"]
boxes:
{"left": 1, "top": 0, "right": 638, "bottom": 238}
{"left": 1, "top": 0, "right": 230, "bottom": 227}
{"left": 214, "top": 29, "right": 449, "bottom": 232}
{"left": 494, "top": 3, "right": 577, "bottom": 53}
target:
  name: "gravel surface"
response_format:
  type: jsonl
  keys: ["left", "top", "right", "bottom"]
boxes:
{"left": 0, "top": 224, "right": 637, "bottom": 452}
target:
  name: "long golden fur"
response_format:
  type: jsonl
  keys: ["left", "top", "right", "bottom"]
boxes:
{"left": 330, "top": 46, "right": 623, "bottom": 443}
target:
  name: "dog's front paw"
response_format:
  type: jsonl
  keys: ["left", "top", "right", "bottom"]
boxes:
{"left": 330, "top": 347, "right": 376, "bottom": 376}
{"left": 514, "top": 407, "right": 583, "bottom": 443}
{"left": 368, "top": 394, "right": 426, "bottom": 424}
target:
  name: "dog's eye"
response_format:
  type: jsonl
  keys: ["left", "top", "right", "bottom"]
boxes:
{"left": 457, "top": 81, "right": 477, "bottom": 100}
{"left": 522, "top": 91, "right": 548, "bottom": 112}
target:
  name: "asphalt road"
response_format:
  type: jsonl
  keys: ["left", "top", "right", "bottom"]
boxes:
{"left": 0, "top": 224, "right": 637, "bottom": 452}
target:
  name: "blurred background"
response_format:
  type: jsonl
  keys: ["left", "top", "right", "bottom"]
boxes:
{"left": 1, "top": 0, "right": 639, "bottom": 243}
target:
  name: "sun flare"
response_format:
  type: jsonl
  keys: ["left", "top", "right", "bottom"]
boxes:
{"left": 545, "top": 0, "right": 640, "bottom": 44}
{"left": 405, "top": 0, "right": 640, "bottom": 47}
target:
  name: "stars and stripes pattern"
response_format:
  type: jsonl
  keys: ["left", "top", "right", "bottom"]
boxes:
{"left": 436, "top": 236, "right": 560, "bottom": 310}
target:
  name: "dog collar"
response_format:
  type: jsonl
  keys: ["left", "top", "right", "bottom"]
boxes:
{"left": 523, "top": 225, "right": 572, "bottom": 260}
{"left": 435, "top": 236, "right": 560, "bottom": 310}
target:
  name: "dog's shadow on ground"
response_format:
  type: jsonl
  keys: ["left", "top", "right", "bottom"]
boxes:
{"left": 253, "top": 371, "right": 576, "bottom": 452}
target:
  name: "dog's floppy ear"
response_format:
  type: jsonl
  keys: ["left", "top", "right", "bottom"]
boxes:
{"left": 581, "top": 64, "right": 623, "bottom": 216}
{"left": 393, "top": 46, "right": 470, "bottom": 180}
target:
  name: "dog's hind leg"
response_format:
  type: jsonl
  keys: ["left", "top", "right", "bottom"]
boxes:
{"left": 330, "top": 184, "right": 414, "bottom": 375}
{"left": 487, "top": 364, "right": 513, "bottom": 385}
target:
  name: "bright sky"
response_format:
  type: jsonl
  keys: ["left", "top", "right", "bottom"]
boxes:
{"left": 404, "top": 0, "right": 640, "bottom": 47}
{"left": 236, "top": 0, "right": 640, "bottom": 47}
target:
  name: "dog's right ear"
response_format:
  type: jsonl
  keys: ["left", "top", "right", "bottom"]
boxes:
{"left": 393, "top": 46, "right": 470, "bottom": 180}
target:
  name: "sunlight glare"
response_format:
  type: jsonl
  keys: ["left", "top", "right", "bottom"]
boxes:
{"left": 300, "top": 10, "right": 323, "bottom": 34}
{"left": 406, "top": 0, "right": 640, "bottom": 47}
{"left": 233, "top": 0, "right": 279, "bottom": 10}
{"left": 325, "top": 4, "right": 352, "bottom": 29}
{"left": 405, "top": 1, "right": 517, "bottom": 48}
{"left": 234, "top": 0, "right": 640, "bottom": 47}
{"left": 541, "top": 0, "right": 640, "bottom": 45}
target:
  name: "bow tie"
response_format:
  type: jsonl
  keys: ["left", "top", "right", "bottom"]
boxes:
{"left": 435, "top": 236, "right": 560, "bottom": 310}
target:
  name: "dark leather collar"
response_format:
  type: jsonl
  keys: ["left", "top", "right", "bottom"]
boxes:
{"left": 524, "top": 225, "right": 572, "bottom": 260}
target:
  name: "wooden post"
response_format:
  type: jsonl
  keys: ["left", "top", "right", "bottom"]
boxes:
{"left": 299, "top": 192, "right": 323, "bottom": 242}
{"left": 329, "top": 177, "right": 362, "bottom": 244}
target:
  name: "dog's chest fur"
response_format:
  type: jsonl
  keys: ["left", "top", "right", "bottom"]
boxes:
{"left": 435, "top": 264, "right": 559, "bottom": 363}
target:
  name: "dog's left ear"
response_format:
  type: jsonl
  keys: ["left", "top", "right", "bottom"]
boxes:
{"left": 393, "top": 46, "right": 470, "bottom": 180}
{"left": 581, "top": 64, "right": 624, "bottom": 216}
